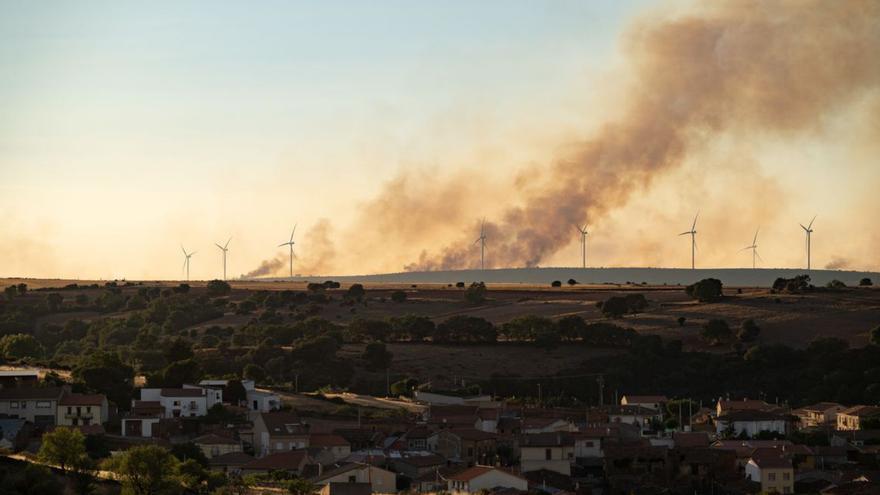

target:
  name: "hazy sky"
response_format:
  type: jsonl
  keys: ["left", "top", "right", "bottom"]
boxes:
{"left": 2, "top": 1, "right": 878, "bottom": 279}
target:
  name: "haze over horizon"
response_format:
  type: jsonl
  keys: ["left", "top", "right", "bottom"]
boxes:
{"left": 2, "top": 0, "right": 879, "bottom": 280}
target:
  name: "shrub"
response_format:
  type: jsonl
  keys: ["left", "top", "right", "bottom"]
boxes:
{"left": 686, "top": 278, "right": 723, "bottom": 302}
{"left": 677, "top": 316, "right": 686, "bottom": 327}
{"left": 551, "top": 280, "right": 562, "bottom": 288}
{"left": 872, "top": 326, "right": 880, "bottom": 347}
{"left": 625, "top": 294, "right": 648, "bottom": 313}
{"left": 599, "top": 296, "right": 629, "bottom": 318}
{"left": 859, "top": 278, "right": 873, "bottom": 286}
{"left": 567, "top": 279, "right": 578, "bottom": 286}
{"left": 826, "top": 279, "right": 846, "bottom": 289}
{"left": 464, "top": 282, "right": 487, "bottom": 305}
{"left": 701, "top": 319, "right": 732, "bottom": 343}
{"left": 455, "top": 282, "right": 465, "bottom": 288}
{"left": 346, "top": 284, "right": 366, "bottom": 301}
{"left": 206, "top": 279, "right": 232, "bottom": 297}
{"left": 772, "top": 275, "right": 811, "bottom": 293}
{"left": 738, "top": 319, "right": 761, "bottom": 342}
{"left": 390, "top": 290, "right": 407, "bottom": 303}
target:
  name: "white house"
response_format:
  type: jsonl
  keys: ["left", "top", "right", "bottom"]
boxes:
{"left": 620, "top": 395, "right": 668, "bottom": 412}
{"left": 140, "top": 387, "right": 220, "bottom": 418}
{"left": 715, "top": 411, "right": 789, "bottom": 438}
{"left": 607, "top": 405, "right": 663, "bottom": 436}
{"left": 197, "top": 380, "right": 280, "bottom": 417}
{"left": 0, "top": 387, "right": 65, "bottom": 428}
{"left": 56, "top": 393, "right": 109, "bottom": 427}
{"left": 519, "top": 433, "right": 575, "bottom": 475}
{"left": 446, "top": 465, "right": 528, "bottom": 494}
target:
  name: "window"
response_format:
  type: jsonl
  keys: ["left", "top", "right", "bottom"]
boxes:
{"left": 545, "top": 448, "right": 552, "bottom": 460}
{"left": 348, "top": 476, "right": 356, "bottom": 483}
{"left": 173, "top": 401, "right": 181, "bottom": 406}
{"left": 67, "top": 407, "right": 72, "bottom": 414}
{"left": 86, "top": 406, "right": 91, "bottom": 413}
{"left": 783, "top": 472, "right": 790, "bottom": 481}
{"left": 585, "top": 441, "right": 594, "bottom": 447}
{"left": 77, "top": 406, "right": 82, "bottom": 414}
{"left": 10, "top": 402, "right": 19, "bottom": 409}
{"left": 769, "top": 473, "right": 776, "bottom": 481}
{"left": 36, "top": 401, "right": 51, "bottom": 409}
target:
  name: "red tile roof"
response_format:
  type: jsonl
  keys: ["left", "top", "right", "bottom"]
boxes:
{"left": 242, "top": 450, "right": 310, "bottom": 471}
{"left": 309, "top": 434, "right": 350, "bottom": 447}
{"left": 60, "top": 394, "right": 105, "bottom": 406}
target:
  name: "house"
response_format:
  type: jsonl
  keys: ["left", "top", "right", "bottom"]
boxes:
{"left": 404, "top": 426, "right": 432, "bottom": 450}
{"left": 56, "top": 394, "right": 108, "bottom": 427}
{"left": 445, "top": 465, "right": 528, "bottom": 494}
{"left": 139, "top": 387, "right": 220, "bottom": 418}
{"left": 121, "top": 400, "right": 163, "bottom": 437}
{"left": 0, "top": 387, "right": 65, "bottom": 428}
{"left": 745, "top": 448, "right": 794, "bottom": 494}
{"left": 309, "top": 434, "right": 352, "bottom": 464}
{"left": 318, "top": 482, "right": 372, "bottom": 495}
{"left": 240, "top": 449, "right": 312, "bottom": 476}
{"left": 521, "top": 417, "right": 576, "bottom": 434}
{"left": 797, "top": 402, "right": 847, "bottom": 429}
{"left": 208, "top": 451, "right": 254, "bottom": 473}
{"left": 311, "top": 463, "right": 397, "bottom": 494}
{"left": 391, "top": 453, "right": 446, "bottom": 480}
{"left": 573, "top": 424, "right": 640, "bottom": 459}
{"left": 519, "top": 432, "right": 575, "bottom": 475}
{"left": 428, "top": 428, "right": 497, "bottom": 465}
{"left": 476, "top": 408, "right": 499, "bottom": 433}
{"left": 675, "top": 447, "right": 737, "bottom": 481}
{"left": 0, "top": 418, "right": 31, "bottom": 451}
{"left": 715, "top": 410, "right": 790, "bottom": 438}
{"left": 198, "top": 380, "right": 282, "bottom": 417}
{"left": 252, "top": 411, "right": 310, "bottom": 457}
{"left": 715, "top": 398, "right": 776, "bottom": 417}
{"left": 194, "top": 433, "right": 242, "bottom": 458}
{"left": 602, "top": 443, "right": 670, "bottom": 490}
{"left": 837, "top": 406, "right": 880, "bottom": 431}
{"left": 606, "top": 405, "right": 663, "bottom": 436}
{"left": 0, "top": 370, "right": 39, "bottom": 388}
{"left": 621, "top": 395, "right": 668, "bottom": 412}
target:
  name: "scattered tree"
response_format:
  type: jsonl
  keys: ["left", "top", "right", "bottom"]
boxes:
{"left": 464, "top": 282, "right": 487, "bottom": 305}
{"left": 701, "top": 319, "right": 732, "bottom": 344}
{"left": 206, "top": 279, "right": 232, "bottom": 297}
{"left": 859, "top": 277, "right": 873, "bottom": 286}
{"left": 390, "top": 290, "right": 407, "bottom": 303}
{"left": 46, "top": 292, "right": 64, "bottom": 311}
{"left": 567, "top": 279, "right": 578, "bottom": 286}
{"left": 243, "top": 363, "right": 268, "bottom": 383}
{"left": 738, "top": 319, "right": 761, "bottom": 342}
{"left": 38, "top": 427, "right": 94, "bottom": 494}
{"left": 551, "top": 280, "right": 562, "bottom": 288}
{"left": 102, "top": 444, "right": 180, "bottom": 495}
{"left": 826, "top": 279, "right": 846, "bottom": 289}
{"left": 0, "top": 333, "right": 44, "bottom": 360}
{"left": 346, "top": 284, "right": 366, "bottom": 301}
{"left": 685, "top": 278, "right": 723, "bottom": 302}
{"left": 677, "top": 316, "right": 686, "bottom": 327}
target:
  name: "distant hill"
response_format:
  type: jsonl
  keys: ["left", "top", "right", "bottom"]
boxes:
{"left": 257, "top": 267, "right": 878, "bottom": 287}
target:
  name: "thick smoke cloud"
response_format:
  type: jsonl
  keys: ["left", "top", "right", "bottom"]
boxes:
{"left": 243, "top": 219, "right": 337, "bottom": 278}
{"left": 386, "top": 1, "right": 880, "bottom": 271}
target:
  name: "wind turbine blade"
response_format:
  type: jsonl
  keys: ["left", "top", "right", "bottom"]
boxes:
{"left": 755, "top": 251, "right": 763, "bottom": 262}
{"left": 181, "top": 245, "right": 188, "bottom": 256}
{"left": 215, "top": 243, "right": 224, "bottom": 250}
{"left": 225, "top": 237, "right": 232, "bottom": 249}
{"left": 692, "top": 212, "right": 699, "bottom": 231}
{"left": 574, "top": 224, "right": 582, "bottom": 234}
{"left": 278, "top": 242, "right": 288, "bottom": 247}
{"left": 807, "top": 215, "right": 816, "bottom": 230}
{"left": 474, "top": 238, "right": 481, "bottom": 245}
{"left": 679, "top": 231, "right": 691, "bottom": 236}
{"left": 190, "top": 251, "right": 197, "bottom": 256}
{"left": 753, "top": 229, "right": 759, "bottom": 245}
{"left": 800, "top": 224, "right": 808, "bottom": 231}
{"left": 183, "top": 259, "right": 188, "bottom": 270}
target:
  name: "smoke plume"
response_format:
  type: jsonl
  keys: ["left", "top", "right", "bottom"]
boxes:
{"left": 381, "top": 1, "right": 880, "bottom": 271}
{"left": 243, "top": 219, "right": 337, "bottom": 278}
{"left": 825, "top": 257, "right": 851, "bottom": 270}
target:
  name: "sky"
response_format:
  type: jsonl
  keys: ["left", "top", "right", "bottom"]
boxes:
{"left": 1, "top": 0, "right": 878, "bottom": 280}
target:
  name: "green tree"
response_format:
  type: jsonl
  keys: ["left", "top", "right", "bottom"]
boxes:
{"left": 285, "top": 478, "right": 315, "bottom": 495}
{"left": 860, "top": 277, "right": 873, "bottom": 286}
{"left": 225, "top": 379, "right": 248, "bottom": 406}
{"left": 46, "top": 292, "right": 64, "bottom": 311}
{"left": 346, "top": 283, "right": 366, "bottom": 301}
{"left": 685, "top": 278, "right": 723, "bottom": 302}
{"left": 243, "top": 363, "right": 268, "bottom": 383}
{"left": 73, "top": 351, "right": 134, "bottom": 411}
{"left": 206, "top": 279, "right": 232, "bottom": 297}
{"left": 0, "top": 463, "right": 64, "bottom": 495}
{"left": 363, "top": 342, "right": 393, "bottom": 371}
{"left": 701, "top": 319, "right": 732, "bottom": 343}
{"left": 598, "top": 296, "right": 629, "bottom": 318}
{"left": 464, "top": 282, "right": 487, "bottom": 305}
{"left": 102, "top": 444, "right": 180, "bottom": 495}
{"left": 738, "top": 319, "right": 761, "bottom": 342}
{"left": 0, "top": 333, "right": 44, "bottom": 360}
{"left": 4, "top": 285, "right": 18, "bottom": 300}
{"left": 557, "top": 315, "right": 586, "bottom": 341}
{"left": 164, "top": 338, "right": 194, "bottom": 363}
{"left": 550, "top": 280, "right": 562, "bottom": 287}
{"left": 38, "top": 427, "right": 94, "bottom": 494}
{"left": 16, "top": 283, "right": 27, "bottom": 295}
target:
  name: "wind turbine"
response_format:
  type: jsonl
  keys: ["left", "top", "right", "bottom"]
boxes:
{"left": 278, "top": 225, "right": 297, "bottom": 278}
{"left": 740, "top": 229, "right": 761, "bottom": 269}
{"left": 474, "top": 220, "right": 487, "bottom": 271}
{"left": 575, "top": 224, "right": 589, "bottom": 268}
{"left": 800, "top": 215, "right": 816, "bottom": 270}
{"left": 181, "top": 246, "right": 196, "bottom": 281}
{"left": 679, "top": 212, "right": 698, "bottom": 270}
{"left": 215, "top": 237, "right": 231, "bottom": 280}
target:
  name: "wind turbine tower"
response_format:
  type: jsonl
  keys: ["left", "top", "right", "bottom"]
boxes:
{"left": 740, "top": 229, "right": 761, "bottom": 269}
{"left": 800, "top": 216, "right": 816, "bottom": 270}
{"left": 679, "top": 213, "right": 698, "bottom": 270}
{"left": 474, "top": 220, "right": 487, "bottom": 271}
{"left": 278, "top": 225, "right": 297, "bottom": 278}
{"left": 181, "top": 246, "right": 196, "bottom": 281}
{"left": 575, "top": 224, "right": 589, "bottom": 268}
{"left": 215, "top": 237, "right": 231, "bottom": 280}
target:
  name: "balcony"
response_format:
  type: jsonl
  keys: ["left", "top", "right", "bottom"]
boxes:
{"left": 65, "top": 412, "right": 94, "bottom": 419}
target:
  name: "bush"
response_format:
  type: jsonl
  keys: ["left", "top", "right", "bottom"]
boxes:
{"left": 599, "top": 296, "right": 629, "bottom": 318}
{"left": 738, "top": 319, "right": 761, "bottom": 342}
{"left": 567, "top": 279, "right": 578, "bottom": 286}
{"left": 859, "top": 278, "right": 873, "bottom": 286}
{"left": 701, "top": 319, "right": 732, "bottom": 343}
{"left": 686, "top": 278, "right": 723, "bottom": 302}
{"left": 677, "top": 316, "right": 686, "bottom": 327}
{"left": 551, "top": 280, "right": 562, "bottom": 288}
{"left": 346, "top": 284, "right": 366, "bottom": 301}
{"left": 206, "top": 279, "right": 232, "bottom": 297}
{"left": 872, "top": 326, "right": 880, "bottom": 347}
{"left": 625, "top": 294, "right": 648, "bottom": 313}
{"left": 772, "top": 275, "right": 811, "bottom": 293}
{"left": 464, "top": 282, "right": 487, "bottom": 305}
{"left": 390, "top": 290, "right": 407, "bottom": 303}
{"left": 826, "top": 279, "right": 846, "bottom": 289}
{"left": 455, "top": 282, "right": 465, "bottom": 288}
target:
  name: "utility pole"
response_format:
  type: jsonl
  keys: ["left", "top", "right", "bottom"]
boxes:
{"left": 294, "top": 374, "right": 299, "bottom": 393}
{"left": 537, "top": 383, "right": 542, "bottom": 406}
{"left": 386, "top": 368, "right": 390, "bottom": 397}
{"left": 596, "top": 375, "right": 605, "bottom": 407}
